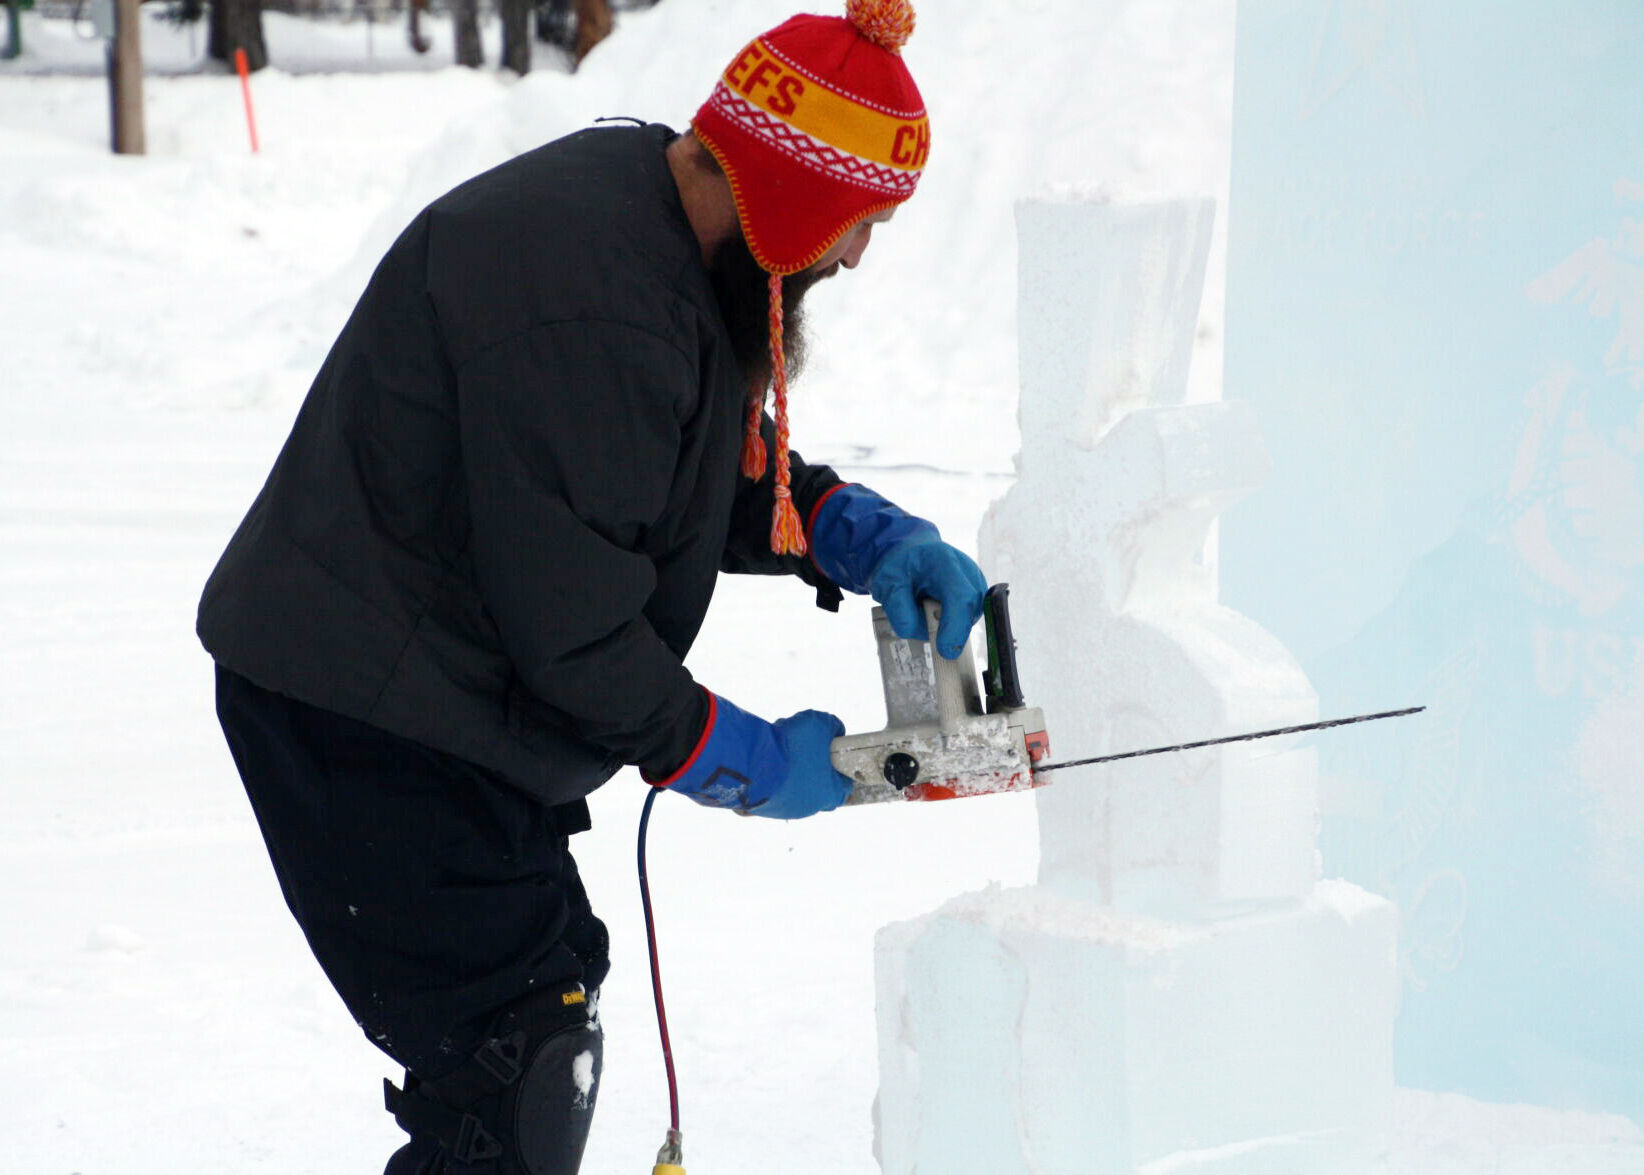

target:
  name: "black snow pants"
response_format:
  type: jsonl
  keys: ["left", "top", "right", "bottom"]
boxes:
{"left": 214, "top": 666, "right": 611, "bottom": 1174}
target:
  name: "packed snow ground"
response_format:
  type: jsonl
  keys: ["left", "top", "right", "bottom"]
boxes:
{"left": 2, "top": 1, "right": 1640, "bottom": 1171}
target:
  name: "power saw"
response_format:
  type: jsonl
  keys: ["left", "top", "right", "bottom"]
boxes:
{"left": 831, "top": 585, "right": 1049, "bottom": 803}
{"left": 830, "top": 584, "right": 1422, "bottom": 804}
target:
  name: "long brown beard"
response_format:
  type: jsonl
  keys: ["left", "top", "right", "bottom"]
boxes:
{"left": 709, "top": 231, "right": 835, "bottom": 394}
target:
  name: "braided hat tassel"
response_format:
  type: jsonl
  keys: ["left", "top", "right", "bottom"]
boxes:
{"left": 740, "top": 393, "right": 767, "bottom": 479}
{"left": 765, "top": 273, "right": 807, "bottom": 556}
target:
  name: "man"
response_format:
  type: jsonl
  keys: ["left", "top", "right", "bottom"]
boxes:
{"left": 199, "top": 1, "right": 982, "bottom": 1170}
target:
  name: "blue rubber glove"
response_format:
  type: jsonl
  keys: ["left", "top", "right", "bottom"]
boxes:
{"left": 809, "top": 484, "right": 988, "bottom": 660}
{"left": 869, "top": 540, "right": 989, "bottom": 660}
{"left": 647, "top": 690, "right": 853, "bottom": 820}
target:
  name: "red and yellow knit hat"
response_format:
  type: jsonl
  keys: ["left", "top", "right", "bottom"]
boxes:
{"left": 693, "top": 0, "right": 929, "bottom": 555}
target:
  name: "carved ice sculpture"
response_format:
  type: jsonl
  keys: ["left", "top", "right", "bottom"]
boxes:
{"left": 873, "top": 200, "right": 1398, "bottom": 1175}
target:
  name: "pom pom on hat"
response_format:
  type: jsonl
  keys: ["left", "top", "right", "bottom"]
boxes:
{"left": 846, "top": 0, "right": 915, "bottom": 53}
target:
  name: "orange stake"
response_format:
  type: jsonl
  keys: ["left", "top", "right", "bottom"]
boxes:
{"left": 234, "top": 48, "right": 260, "bottom": 153}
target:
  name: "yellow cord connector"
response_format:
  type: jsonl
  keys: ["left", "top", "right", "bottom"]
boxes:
{"left": 653, "top": 1127, "right": 685, "bottom": 1175}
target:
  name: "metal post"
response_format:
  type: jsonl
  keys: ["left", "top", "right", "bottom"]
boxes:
{"left": 109, "top": 0, "right": 144, "bottom": 155}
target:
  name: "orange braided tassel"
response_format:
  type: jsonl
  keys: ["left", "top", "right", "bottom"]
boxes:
{"left": 740, "top": 393, "right": 767, "bottom": 479}
{"left": 767, "top": 273, "right": 807, "bottom": 556}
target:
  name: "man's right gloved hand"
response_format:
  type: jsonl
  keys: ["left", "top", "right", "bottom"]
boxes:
{"left": 645, "top": 691, "right": 853, "bottom": 819}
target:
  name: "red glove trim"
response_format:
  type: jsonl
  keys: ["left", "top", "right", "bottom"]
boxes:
{"left": 805, "top": 481, "right": 853, "bottom": 576}
{"left": 644, "top": 688, "right": 718, "bottom": 787}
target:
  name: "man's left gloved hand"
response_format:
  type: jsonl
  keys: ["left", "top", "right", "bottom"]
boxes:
{"left": 646, "top": 691, "right": 853, "bottom": 819}
{"left": 807, "top": 484, "right": 988, "bottom": 660}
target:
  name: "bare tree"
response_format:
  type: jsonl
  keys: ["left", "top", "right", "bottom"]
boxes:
{"left": 499, "top": 0, "right": 530, "bottom": 74}
{"left": 3, "top": 0, "right": 23, "bottom": 61}
{"left": 451, "top": 0, "right": 482, "bottom": 67}
{"left": 407, "top": 0, "right": 431, "bottom": 54}
{"left": 208, "top": 0, "right": 267, "bottom": 70}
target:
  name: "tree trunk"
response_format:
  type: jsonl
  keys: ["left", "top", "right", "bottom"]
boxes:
{"left": 451, "top": 0, "right": 481, "bottom": 67}
{"left": 498, "top": 0, "right": 530, "bottom": 75}
{"left": 209, "top": 0, "right": 267, "bottom": 71}
{"left": 3, "top": 0, "right": 23, "bottom": 62}
{"left": 406, "top": 0, "right": 430, "bottom": 54}
{"left": 109, "top": 0, "right": 145, "bottom": 154}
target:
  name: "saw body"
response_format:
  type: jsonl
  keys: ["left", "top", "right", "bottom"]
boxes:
{"left": 832, "top": 586, "right": 1050, "bottom": 804}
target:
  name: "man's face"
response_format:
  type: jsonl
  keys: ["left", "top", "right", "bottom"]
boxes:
{"left": 810, "top": 206, "right": 896, "bottom": 275}
{"left": 709, "top": 207, "right": 896, "bottom": 394}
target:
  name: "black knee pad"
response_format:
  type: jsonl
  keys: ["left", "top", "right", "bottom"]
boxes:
{"left": 512, "top": 1015, "right": 603, "bottom": 1173}
{"left": 385, "top": 986, "right": 603, "bottom": 1175}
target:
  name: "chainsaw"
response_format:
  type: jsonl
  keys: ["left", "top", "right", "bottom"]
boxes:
{"left": 831, "top": 584, "right": 1423, "bottom": 803}
{"left": 831, "top": 585, "right": 1050, "bottom": 803}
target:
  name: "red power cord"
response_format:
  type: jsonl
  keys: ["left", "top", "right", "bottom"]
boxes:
{"left": 638, "top": 786, "right": 680, "bottom": 1134}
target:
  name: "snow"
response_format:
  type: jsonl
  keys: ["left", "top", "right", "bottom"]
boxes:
{"left": 572, "top": 1048, "right": 597, "bottom": 1108}
{"left": 1, "top": 0, "right": 1639, "bottom": 1172}
{"left": 1136, "top": 1132, "right": 1336, "bottom": 1175}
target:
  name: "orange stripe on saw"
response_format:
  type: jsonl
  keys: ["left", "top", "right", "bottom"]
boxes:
{"left": 904, "top": 771, "right": 1046, "bottom": 802}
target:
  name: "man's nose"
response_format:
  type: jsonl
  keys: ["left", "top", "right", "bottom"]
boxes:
{"left": 841, "top": 225, "right": 874, "bottom": 269}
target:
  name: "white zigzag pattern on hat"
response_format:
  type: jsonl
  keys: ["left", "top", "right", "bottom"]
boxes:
{"left": 709, "top": 84, "right": 921, "bottom": 197}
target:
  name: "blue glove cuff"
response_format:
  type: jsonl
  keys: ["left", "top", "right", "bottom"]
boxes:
{"left": 808, "top": 483, "right": 940, "bottom": 595}
{"left": 646, "top": 690, "right": 780, "bottom": 811}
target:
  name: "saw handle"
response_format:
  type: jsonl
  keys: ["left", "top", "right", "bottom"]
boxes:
{"left": 922, "top": 598, "right": 981, "bottom": 734}
{"left": 981, "top": 584, "right": 1026, "bottom": 710}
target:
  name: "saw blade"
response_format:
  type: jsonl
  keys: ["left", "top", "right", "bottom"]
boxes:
{"left": 1031, "top": 706, "right": 1425, "bottom": 776}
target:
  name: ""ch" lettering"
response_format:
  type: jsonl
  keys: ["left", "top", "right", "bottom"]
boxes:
{"left": 892, "top": 122, "right": 930, "bottom": 168}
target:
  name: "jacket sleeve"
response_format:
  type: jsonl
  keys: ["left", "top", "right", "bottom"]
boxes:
{"left": 720, "top": 410, "right": 847, "bottom": 612}
{"left": 457, "top": 319, "right": 708, "bottom": 777}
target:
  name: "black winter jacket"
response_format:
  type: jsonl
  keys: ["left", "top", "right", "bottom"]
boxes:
{"left": 198, "top": 123, "right": 846, "bottom": 806}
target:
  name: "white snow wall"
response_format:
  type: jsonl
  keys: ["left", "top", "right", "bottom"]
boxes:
{"left": 872, "top": 201, "right": 1398, "bottom": 1175}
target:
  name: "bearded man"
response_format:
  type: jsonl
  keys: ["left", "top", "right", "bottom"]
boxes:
{"left": 198, "top": 2, "right": 983, "bottom": 1171}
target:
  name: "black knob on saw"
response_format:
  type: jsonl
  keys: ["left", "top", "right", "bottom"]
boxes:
{"left": 882, "top": 752, "right": 920, "bottom": 790}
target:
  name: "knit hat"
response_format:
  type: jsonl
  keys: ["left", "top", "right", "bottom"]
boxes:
{"left": 692, "top": 0, "right": 929, "bottom": 555}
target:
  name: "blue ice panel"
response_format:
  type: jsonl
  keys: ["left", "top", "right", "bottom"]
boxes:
{"left": 1225, "top": 0, "right": 1644, "bottom": 1119}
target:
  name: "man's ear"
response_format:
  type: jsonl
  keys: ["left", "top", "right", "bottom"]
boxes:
{"left": 669, "top": 133, "right": 739, "bottom": 264}
{"left": 687, "top": 132, "right": 725, "bottom": 179}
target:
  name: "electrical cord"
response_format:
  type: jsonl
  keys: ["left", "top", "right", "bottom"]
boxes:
{"left": 639, "top": 785, "right": 686, "bottom": 1172}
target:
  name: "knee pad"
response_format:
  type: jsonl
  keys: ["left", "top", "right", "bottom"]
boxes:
{"left": 512, "top": 1014, "right": 603, "bottom": 1173}
{"left": 385, "top": 985, "right": 603, "bottom": 1175}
